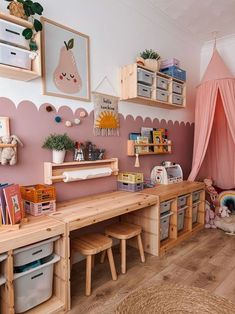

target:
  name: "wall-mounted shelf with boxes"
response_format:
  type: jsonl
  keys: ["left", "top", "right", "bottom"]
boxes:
{"left": 127, "top": 140, "right": 172, "bottom": 156}
{"left": 0, "top": 12, "right": 41, "bottom": 81}
{"left": 120, "top": 63, "right": 186, "bottom": 109}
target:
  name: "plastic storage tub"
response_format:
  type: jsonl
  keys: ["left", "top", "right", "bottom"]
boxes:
{"left": 172, "top": 81, "right": 184, "bottom": 95}
{"left": 172, "top": 93, "right": 184, "bottom": 106}
{"left": 0, "top": 42, "right": 31, "bottom": 70}
{"left": 178, "top": 195, "right": 188, "bottom": 208}
{"left": 192, "top": 204, "right": 198, "bottom": 224}
{"left": 117, "top": 181, "right": 143, "bottom": 192}
{"left": 177, "top": 208, "right": 185, "bottom": 231}
{"left": 192, "top": 190, "right": 201, "bottom": 203}
{"left": 156, "top": 89, "right": 169, "bottom": 102}
{"left": 156, "top": 76, "right": 169, "bottom": 90}
{"left": 160, "top": 211, "right": 173, "bottom": 241}
{"left": 161, "top": 66, "right": 186, "bottom": 81}
{"left": 160, "top": 200, "right": 172, "bottom": 215}
{"left": 118, "top": 172, "right": 144, "bottom": 184}
{"left": 13, "top": 236, "right": 60, "bottom": 267}
{"left": 20, "top": 184, "right": 56, "bottom": 203}
{"left": 24, "top": 200, "right": 56, "bottom": 216}
{"left": 14, "top": 254, "right": 60, "bottom": 313}
{"left": 137, "top": 84, "right": 151, "bottom": 98}
{"left": 0, "top": 253, "right": 7, "bottom": 286}
{"left": 0, "top": 19, "right": 28, "bottom": 49}
{"left": 137, "top": 68, "right": 154, "bottom": 86}
{"left": 160, "top": 58, "right": 180, "bottom": 69}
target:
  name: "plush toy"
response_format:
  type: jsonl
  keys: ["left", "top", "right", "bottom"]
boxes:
{"left": 205, "top": 201, "right": 217, "bottom": 229}
{"left": 0, "top": 135, "right": 23, "bottom": 166}
{"left": 218, "top": 206, "right": 231, "bottom": 218}
{"left": 204, "top": 178, "right": 219, "bottom": 207}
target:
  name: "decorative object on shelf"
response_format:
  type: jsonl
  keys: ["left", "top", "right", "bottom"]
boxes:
{"left": 83, "top": 141, "right": 105, "bottom": 161}
{"left": 0, "top": 117, "right": 10, "bottom": 137}
{"left": 42, "top": 17, "right": 90, "bottom": 102}
{"left": 54, "top": 116, "right": 62, "bottom": 123}
{"left": 0, "top": 135, "right": 23, "bottom": 166}
{"left": 73, "top": 142, "right": 85, "bottom": 162}
{"left": 42, "top": 133, "right": 75, "bottom": 164}
{"left": 65, "top": 120, "right": 72, "bottom": 127}
{"left": 140, "top": 49, "right": 161, "bottom": 72}
{"left": 5, "top": 0, "right": 44, "bottom": 51}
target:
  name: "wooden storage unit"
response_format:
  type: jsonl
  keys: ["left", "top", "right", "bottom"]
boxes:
{"left": 0, "top": 12, "right": 41, "bottom": 81}
{"left": 0, "top": 216, "right": 68, "bottom": 314}
{"left": 120, "top": 63, "right": 186, "bottom": 109}
{"left": 127, "top": 140, "right": 172, "bottom": 156}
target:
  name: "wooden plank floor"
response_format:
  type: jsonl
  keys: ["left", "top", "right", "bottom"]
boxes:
{"left": 68, "top": 229, "right": 235, "bottom": 313}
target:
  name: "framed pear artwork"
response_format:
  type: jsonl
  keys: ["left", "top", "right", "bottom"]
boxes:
{"left": 42, "top": 18, "right": 91, "bottom": 102}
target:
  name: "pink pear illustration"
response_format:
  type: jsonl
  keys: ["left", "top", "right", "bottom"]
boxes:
{"left": 53, "top": 39, "right": 82, "bottom": 94}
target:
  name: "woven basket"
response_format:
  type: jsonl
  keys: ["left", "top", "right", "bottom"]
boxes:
{"left": 8, "top": 1, "right": 28, "bottom": 20}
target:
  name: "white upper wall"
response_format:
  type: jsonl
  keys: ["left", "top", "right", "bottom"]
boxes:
{"left": 0, "top": 0, "right": 201, "bottom": 123}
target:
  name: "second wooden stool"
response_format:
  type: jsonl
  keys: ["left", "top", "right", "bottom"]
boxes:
{"left": 103, "top": 222, "right": 145, "bottom": 274}
{"left": 71, "top": 233, "right": 117, "bottom": 296}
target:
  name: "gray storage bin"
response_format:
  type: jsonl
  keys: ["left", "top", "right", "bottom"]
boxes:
{"left": 156, "top": 89, "right": 169, "bottom": 102}
{"left": 137, "top": 68, "right": 153, "bottom": 86}
{"left": 172, "top": 93, "right": 184, "bottom": 106}
{"left": 192, "top": 190, "right": 201, "bottom": 203}
{"left": 177, "top": 208, "right": 185, "bottom": 231}
{"left": 160, "top": 211, "right": 173, "bottom": 241}
{"left": 156, "top": 76, "right": 169, "bottom": 90}
{"left": 0, "top": 253, "right": 7, "bottom": 286}
{"left": 160, "top": 200, "right": 172, "bottom": 215}
{"left": 177, "top": 195, "right": 187, "bottom": 208}
{"left": 137, "top": 84, "right": 151, "bottom": 98}
{"left": 192, "top": 204, "right": 198, "bottom": 224}
{"left": 172, "top": 81, "right": 183, "bottom": 95}
{"left": 117, "top": 181, "right": 144, "bottom": 192}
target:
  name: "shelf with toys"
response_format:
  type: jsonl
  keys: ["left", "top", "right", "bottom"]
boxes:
{"left": 127, "top": 140, "right": 172, "bottom": 156}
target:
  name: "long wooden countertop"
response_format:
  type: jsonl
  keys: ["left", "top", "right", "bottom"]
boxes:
{"left": 51, "top": 191, "right": 159, "bottom": 231}
{"left": 144, "top": 181, "right": 205, "bottom": 202}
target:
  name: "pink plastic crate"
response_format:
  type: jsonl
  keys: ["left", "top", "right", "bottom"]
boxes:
{"left": 160, "top": 58, "right": 180, "bottom": 69}
{"left": 24, "top": 200, "right": 56, "bottom": 216}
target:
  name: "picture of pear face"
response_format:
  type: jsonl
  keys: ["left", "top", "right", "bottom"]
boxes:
{"left": 53, "top": 39, "right": 82, "bottom": 94}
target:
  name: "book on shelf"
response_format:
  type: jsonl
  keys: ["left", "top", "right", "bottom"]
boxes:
{"left": 3, "top": 184, "right": 23, "bottom": 225}
{"left": 141, "top": 127, "right": 154, "bottom": 151}
{"left": 0, "top": 183, "right": 8, "bottom": 224}
{"left": 135, "top": 136, "right": 149, "bottom": 154}
{"left": 152, "top": 130, "right": 164, "bottom": 153}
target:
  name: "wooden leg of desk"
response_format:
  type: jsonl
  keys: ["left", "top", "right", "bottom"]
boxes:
{"left": 86, "top": 255, "right": 92, "bottom": 296}
{"left": 121, "top": 239, "right": 126, "bottom": 274}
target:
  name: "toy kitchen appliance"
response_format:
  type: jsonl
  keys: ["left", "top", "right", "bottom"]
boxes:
{"left": 151, "top": 162, "right": 183, "bottom": 185}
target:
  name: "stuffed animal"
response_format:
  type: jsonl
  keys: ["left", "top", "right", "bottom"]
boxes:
{"left": 218, "top": 206, "right": 231, "bottom": 218}
{"left": 204, "top": 178, "right": 219, "bottom": 207}
{"left": 0, "top": 135, "right": 23, "bottom": 166}
{"left": 205, "top": 201, "right": 217, "bottom": 229}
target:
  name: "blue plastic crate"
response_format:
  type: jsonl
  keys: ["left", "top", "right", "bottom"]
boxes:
{"left": 160, "top": 66, "right": 186, "bottom": 81}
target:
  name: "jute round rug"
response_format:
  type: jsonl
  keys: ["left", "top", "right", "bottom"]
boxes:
{"left": 115, "top": 283, "right": 235, "bottom": 314}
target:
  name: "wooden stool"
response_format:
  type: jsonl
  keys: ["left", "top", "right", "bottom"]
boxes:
{"left": 103, "top": 222, "right": 145, "bottom": 274}
{"left": 71, "top": 233, "right": 117, "bottom": 296}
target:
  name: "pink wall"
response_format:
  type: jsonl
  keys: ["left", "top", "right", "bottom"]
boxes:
{"left": 0, "top": 98, "right": 194, "bottom": 201}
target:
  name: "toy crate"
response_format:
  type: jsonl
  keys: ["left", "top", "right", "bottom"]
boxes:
{"left": 21, "top": 184, "right": 56, "bottom": 203}
{"left": 177, "top": 208, "right": 185, "bottom": 231}
{"left": 160, "top": 58, "right": 180, "bottom": 69}
{"left": 118, "top": 172, "right": 144, "bottom": 184}
{"left": 24, "top": 200, "right": 56, "bottom": 216}
{"left": 117, "top": 181, "right": 143, "bottom": 192}
{"left": 160, "top": 211, "right": 173, "bottom": 241}
{"left": 160, "top": 66, "right": 186, "bottom": 81}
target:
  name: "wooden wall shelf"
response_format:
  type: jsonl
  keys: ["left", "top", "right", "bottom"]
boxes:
{"left": 0, "top": 12, "right": 41, "bottom": 81}
{"left": 44, "top": 158, "right": 119, "bottom": 185}
{"left": 127, "top": 140, "right": 172, "bottom": 156}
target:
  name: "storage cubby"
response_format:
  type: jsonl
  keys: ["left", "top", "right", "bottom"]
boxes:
{"left": 120, "top": 63, "right": 186, "bottom": 109}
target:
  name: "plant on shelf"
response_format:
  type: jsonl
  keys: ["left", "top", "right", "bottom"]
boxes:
{"left": 5, "top": 0, "right": 44, "bottom": 51}
{"left": 42, "top": 133, "right": 75, "bottom": 164}
{"left": 139, "top": 49, "right": 161, "bottom": 71}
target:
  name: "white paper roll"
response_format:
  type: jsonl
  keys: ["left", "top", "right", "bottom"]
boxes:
{"left": 63, "top": 167, "right": 112, "bottom": 182}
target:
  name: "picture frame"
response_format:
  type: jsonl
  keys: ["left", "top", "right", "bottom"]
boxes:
{"left": 0, "top": 117, "right": 10, "bottom": 137}
{"left": 41, "top": 17, "right": 91, "bottom": 102}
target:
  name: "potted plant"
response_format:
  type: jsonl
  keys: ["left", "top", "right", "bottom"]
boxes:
{"left": 140, "top": 49, "right": 161, "bottom": 71}
{"left": 42, "top": 133, "right": 75, "bottom": 164}
{"left": 5, "top": 0, "right": 44, "bottom": 51}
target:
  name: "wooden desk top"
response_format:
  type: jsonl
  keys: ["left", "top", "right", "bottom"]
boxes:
{"left": 51, "top": 191, "right": 159, "bottom": 231}
{"left": 144, "top": 181, "right": 205, "bottom": 202}
{"left": 0, "top": 215, "right": 65, "bottom": 254}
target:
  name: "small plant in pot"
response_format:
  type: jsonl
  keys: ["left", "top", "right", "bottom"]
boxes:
{"left": 5, "top": 0, "right": 44, "bottom": 51}
{"left": 42, "top": 133, "right": 75, "bottom": 164}
{"left": 140, "top": 49, "right": 161, "bottom": 71}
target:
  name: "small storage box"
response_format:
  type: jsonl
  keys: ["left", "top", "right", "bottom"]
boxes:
{"left": 156, "top": 89, "right": 169, "bottom": 102}
{"left": 117, "top": 181, "right": 143, "bottom": 192}
{"left": 13, "top": 236, "right": 60, "bottom": 267}
{"left": 137, "top": 83, "right": 151, "bottom": 98}
{"left": 137, "top": 68, "right": 154, "bottom": 86}
{"left": 178, "top": 195, "right": 187, "bottom": 208}
{"left": 0, "top": 253, "right": 7, "bottom": 287}
{"left": 21, "top": 184, "right": 56, "bottom": 203}
{"left": 160, "top": 200, "right": 172, "bottom": 215}
{"left": 160, "top": 211, "right": 173, "bottom": 241}
{"left": 0, "top": 42, "right": 31, "bottom": 70}
{"left": 192, "top": 204, "right": 198, "bottom": 224}
{"left": 172, "top": 81, "right": 184, "bottom": 95}
{"left": 160, "top": 58, "right": 180, "bottom": 69}
{"left": 24, "top": 200, "right": 56, "bottom": 216}
{"left": 14, "top": 254, "right": 60, "bottom": 313}
{"left": 177, "top": 208, "right": 185, "bottom": 231}
{"left": 161, "top": 66, "right": 186, "bottom": 81}
{"left": 156, "top": 76, "right": 169, "bottom": 90}
{"left": 172, "top": 93, "right": 184, "bottom": 106}
{"left": 118, "top": 172, "right": 144, "bottom": 184}
{"left": 192, "top": 190, "right": 201, "bottom": 203}
{"left": 0, "top": 19, "right": 28, "bottom": 49}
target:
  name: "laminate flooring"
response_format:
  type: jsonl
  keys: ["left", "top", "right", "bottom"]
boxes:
{"left": 68, "top": 229, "right": 235, "bottom": 313}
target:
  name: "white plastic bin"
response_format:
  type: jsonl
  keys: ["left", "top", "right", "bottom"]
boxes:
{"left": 137, "top": 83, "right": 151, "bottom": 98}
{"left": 13, "top": 236, "right": 60, "bottom": 267}
{"left": 0, "top": 42, "right": 32, "bottom": 70}
{"left": 156, "top": 89, "right": 170, "bottom": 102}
{"left": 172, "top": 93, "right": 184, "bottom": 106}
{"left": 14, "top": 254, "right": 60, "bottom": 313}
{"left": 192, "top": 190, "right": 201, "bottom": 203}
{"left": 160, "top": 211, "right": 173, "bottom": 241}
{"left": 160, "top": 200, "right": 172, "bottom": 215}
{"left": 177, "top": 208, "right": 185, "bottom": 231}
{"left": 172, "top": 81, "right": 183, "bottom": 95}
{"left": 0, "top": 253, "right": 7, "bottom": 286}
{"left": 192, "top": 204, "right": 198, "bottom": 224}
{"left": 156, "top": 76, "right": 169, "bottom": 90}
{"left": 178, "top": 195, "right": 187, "bottom": 208}
{"left": 137, "top": 68, "right": 154, "bottom": 86}
{"left": 0, "top": 19, "right": 28, "bottom": 49}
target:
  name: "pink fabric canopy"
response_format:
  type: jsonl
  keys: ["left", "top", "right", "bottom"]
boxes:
{"left": 188, "top": 49, "right": 235, "bottom": 189}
